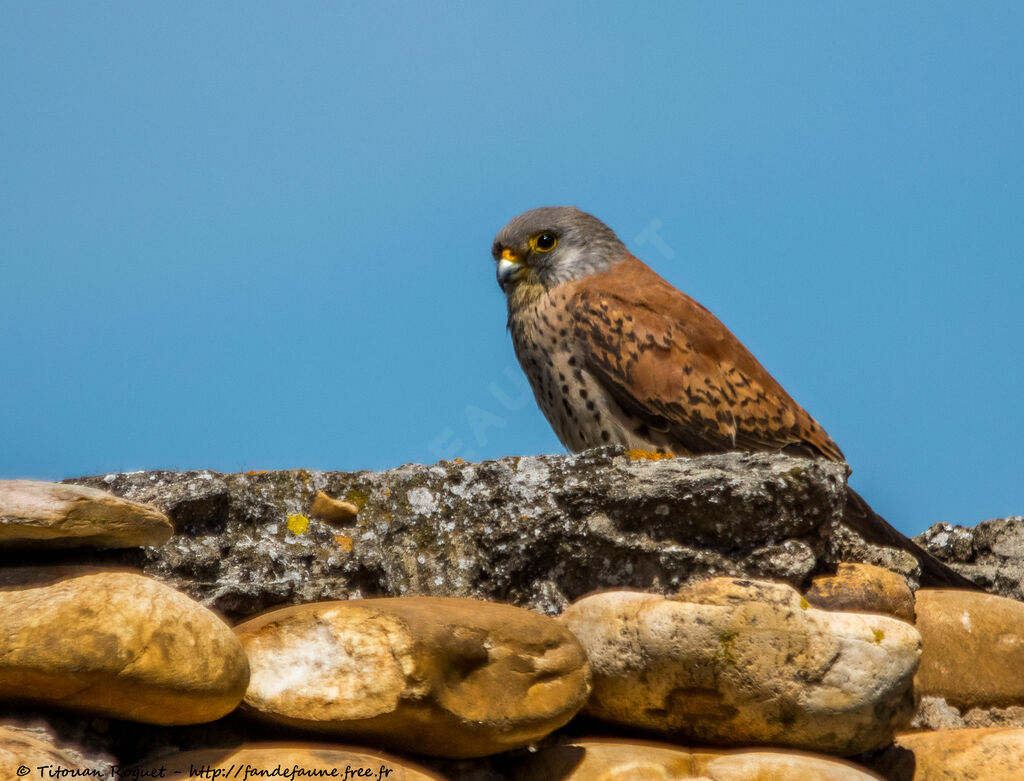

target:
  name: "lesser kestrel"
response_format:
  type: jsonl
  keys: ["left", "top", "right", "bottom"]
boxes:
{"left": 493, "top": 206, "right": 972, "bottom": 588}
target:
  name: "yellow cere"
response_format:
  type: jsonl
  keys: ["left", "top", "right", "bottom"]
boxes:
{"left": 286, "top": 513, "right": 310, "bottom": 535}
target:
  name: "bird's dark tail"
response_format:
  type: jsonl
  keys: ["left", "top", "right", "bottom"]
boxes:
{"left": 844, "top": 488, "right": 978, "bottom": 590}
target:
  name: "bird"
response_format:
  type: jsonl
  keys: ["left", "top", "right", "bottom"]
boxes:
{"left": 492, "top": 205, "right": 973, "bottom": 589}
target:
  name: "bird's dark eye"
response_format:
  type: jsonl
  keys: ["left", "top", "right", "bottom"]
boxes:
{"left": 531, "top": 232, "right": 558, "bottom": 253}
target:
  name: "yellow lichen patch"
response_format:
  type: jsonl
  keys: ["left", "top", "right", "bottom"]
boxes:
{"left": 334, "top": 535, "right": 353, "bottom": 551}
{"left": 800, "top": 597, "right": 810, "bottom": 610}
{"left": 246, "top": 470, "right": 268, "bottom": 475}
{"left": 454, "top": 457, "right": 464, "bottom": 463}
{"left": 627, "top": 449, "right": 676, "bottom": 462}
{"left": 286, "top": 514, "right": 310, "bottom": 535}
{"left": 299, "top": 470, "right": 311, "bottom": 484}
{"left": 873, "top": 629, "right": 885, "bottom": 644}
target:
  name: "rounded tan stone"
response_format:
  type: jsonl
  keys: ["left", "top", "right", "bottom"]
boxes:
{"left": 916, "top": 589, "right": 1024, "bottom": 710}
{"left": 0, "top": 567, "right": 249, "bottom": 724}
{"left": 132, "top": 743, "right": 442, "bottom": 780}
{"left": 235, "top": 596, "right": 591, "bottom": 758}
{"left": 804, "top": 562, "right": 916, "bottom": 623}
{"left": 516, "top": 738, "right": 884, "bottom": 780}
{"left": 561, "top": 579, "right": 921, "bottom": 755}
{"left": 0, "top": 726, "right": 88, "bottom": 776}
{"left": 873, "top": 727, "right": 1024, "bottom": 780}
{"left": 310, "top": 490, "right": 360, "bottom": 523}
{"left": 0, "top": 479, "right": 172, "bottom": 548}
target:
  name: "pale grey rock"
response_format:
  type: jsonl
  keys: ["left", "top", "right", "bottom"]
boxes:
{"left": 912, "top": 696, "right": 1024, "bottom": 732}
{"left": 916, "top": 517, "right": 1024, "bottom": 599}
{"left": 911, "top": 695, "right": 966, "bottom": 731}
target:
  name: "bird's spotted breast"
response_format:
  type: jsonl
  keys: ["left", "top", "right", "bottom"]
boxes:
{"left": 508, "top": 284, "right": 678, "bottom": 454}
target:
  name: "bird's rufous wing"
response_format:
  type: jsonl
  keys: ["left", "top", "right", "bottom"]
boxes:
{"left": 567, "top": 256, "right": 844, "bottom": 460}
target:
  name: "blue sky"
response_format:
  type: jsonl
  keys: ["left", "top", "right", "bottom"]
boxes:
{"left": 2, "top": 2, "right": 1021, "bottom": 535}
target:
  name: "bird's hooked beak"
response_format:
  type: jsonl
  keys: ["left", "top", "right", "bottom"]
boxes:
{"left": 496, "top": 247, "right": 525, "bottom": 292}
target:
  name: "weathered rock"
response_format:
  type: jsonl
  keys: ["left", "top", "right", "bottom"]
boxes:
{"left": 912, "top": 696, "right": 1024, "bottom": 731}
{"left": 872, "top": 727, "right": 1024, "bottom": 780}
{"left": 0, "top": 713, "right": 119, "bottom": 772}
{"left": 0, "top": 725, "right": 90, "bottom": 776}
{"left": 915, "top": 589, "right": 1024, "bottom": 711}
{"left": 133, "top": 743, "right": 443, "bottom": 780}
{"left": 310, "top": 490, "right": 360, "bottom": 523}
{"left": 910, "top": 587, "right": 1024, "bottom": 730}
{"left": 0, "top": 567, "right": 249, "bottom": 724}
{"left": 805, "top": 563, "right": 916, "bottom": 623}
{"left": 561, "top": 579, "right": 920, "bottom": 755}
{"left": 0, "top": 479, "right": 171, "bottom": 548}
{"left": 0, "top": 707, "right": 518, "bottom": 781}
{"left": 235, "top": 596, "right": 591, "bottom": 758}
{"left": 516, "top": 738, "right": 884, "bottom": 780}
{"left": 47, "top": 451, "right": 961, "bottom": 622}
{"left": 916, "top": 517, "right": 1024, "bottom": 600}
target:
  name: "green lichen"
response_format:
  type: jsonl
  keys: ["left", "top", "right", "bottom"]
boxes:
{"left": 873, "top": 629, "right": 885, "bottom": 644}
{"left": 800, "top": 597, "right": 810, "bottom": 610}
{"left": 345, "top": 488, "right": 370, "bottom": 511}
{"left": 717, "top": 630, "right": 739, "bottom": 665}
{"left": 784, "top": 466, "right": 810, "bottom": 493}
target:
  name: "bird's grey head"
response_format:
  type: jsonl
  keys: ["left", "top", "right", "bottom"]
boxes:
{"left": 492, "top": 206, "right": 628, "bottom": 293}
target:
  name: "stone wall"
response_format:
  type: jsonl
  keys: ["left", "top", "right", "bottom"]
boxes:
{"left": 1, "top": 450, "right": 1022, "bottom": 779}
